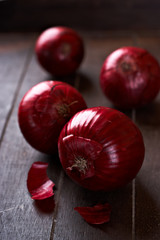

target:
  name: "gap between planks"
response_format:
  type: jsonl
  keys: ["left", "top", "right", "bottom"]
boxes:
{"left": 131, "top": 32, "right": 139, "bottom": 240}
{"left": 50, "top": 170, "right": 65, "bottom": 240}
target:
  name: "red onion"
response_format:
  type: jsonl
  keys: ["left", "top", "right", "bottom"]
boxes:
{"left": 35, "top": 26, "right": 84, "bottom": 76}
{"left": 58, "top": 107, "right": 145, "bottom": 191}
{"left": 100, "top": 46, "right": 160, "bottom": 108}
{"left": 18, "top": 81, "right": 87, "bottom": 154}
{"left": 27, "top": 161, "right": 55, "bottom": 200}
{"left": 74, "top": 202, "right": 111, "bottom": 224}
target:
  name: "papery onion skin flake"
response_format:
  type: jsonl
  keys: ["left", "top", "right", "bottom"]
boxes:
{"left": 74, "top": 203, "right": 111, "bottom": 225}
{"left": 27, "top": 161, "right": 55, "bottom": 200}
{"left": 58, "top": 107, "right": 145, "bottom": 191}
{"left": 100, "top": 46, "right": 160, "bottom": 108}
{"left": 18, "top": 81, "right": 87, "bottom": 155}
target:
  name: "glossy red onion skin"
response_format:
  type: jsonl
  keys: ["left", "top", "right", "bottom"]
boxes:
{"left": 35, "top": 26, "right": 84, "bottom": 76}
{"left": 18, "top": 81, "right": 87, "bottom": 155}
{"left": 58, "top": 107, "right": 145, "bottom": 191}
{"left": 100, "top": 46, "right": 160, "bottom": 108}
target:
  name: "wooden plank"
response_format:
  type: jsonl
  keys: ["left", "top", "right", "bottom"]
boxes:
{"left": 52, "top": 34, "right": 134, "bottom": 240}
{"left": 0, "top": 36, "right": 62, "bottom": 240}
{"left": 0, "top": 34, "right": 33, "bottom": 141}
{"left": 132, "top": 36, "right": 160, "bottom": 240}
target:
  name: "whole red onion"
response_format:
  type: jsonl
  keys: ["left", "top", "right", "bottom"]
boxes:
{"left": 35, "top": 26, "right": 84, "bottom": 76}
{"left": 18, "top": 81, "right": 87, "bottom": 154}
{"left": 100, "top": 46, "right": 160, "bottom": 108}
{"left": 58, "top": 107, "right": 145, "bottom": 191}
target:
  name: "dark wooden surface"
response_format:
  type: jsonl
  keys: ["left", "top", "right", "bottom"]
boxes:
{"left": 0, "top": 31, "right": 160, "bottom": 240}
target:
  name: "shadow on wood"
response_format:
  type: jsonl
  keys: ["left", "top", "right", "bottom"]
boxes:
{"left": 33, "top": 196, "right": 55, "bottom": 214}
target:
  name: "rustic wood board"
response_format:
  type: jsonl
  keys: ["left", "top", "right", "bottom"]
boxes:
{"left": 0, "top": 32, "right": 160, "bottom": 240}
{"left": 0, "top": 34, "right": 33, "bottom": 141}
{"left": 0, "top": 35, "right": 60, "bottom": 240}
{"left": 134, "top": 36, "right": 160, "bottom": 240}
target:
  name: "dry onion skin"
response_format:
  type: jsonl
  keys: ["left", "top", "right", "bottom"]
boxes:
{"left": 58, "top": 107, "right": 145, "bottom": 191}
{"left": 27, "top": 161, "right": 55, "bottom": 200}
{"left": 74, "top": 203, "right": 111, "bottom": 225}
{"left": 100, "top": 46, "right": 160, "bottom": 108}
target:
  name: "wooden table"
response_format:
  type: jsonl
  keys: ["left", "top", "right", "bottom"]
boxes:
{"left": 0, "top": 31, "right": 160, "bottom": 240}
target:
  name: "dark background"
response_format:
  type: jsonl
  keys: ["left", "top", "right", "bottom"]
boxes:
{"left": 1, "top": 0, "right": 160, "bottom": 31}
